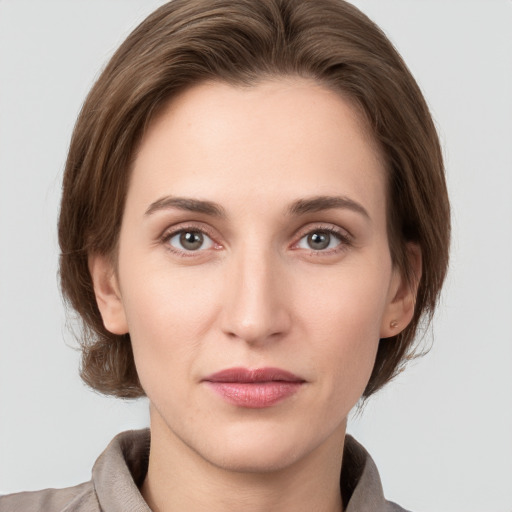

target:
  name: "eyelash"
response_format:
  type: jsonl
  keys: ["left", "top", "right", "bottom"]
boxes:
{"left": 160, "top": 224, "right": 220, "bottom": 258}
{"left": 160, "top": 223, "right": 352, "bottom": 258}
{"left": 293, "top": 225, "right": 352, "bottom": 255}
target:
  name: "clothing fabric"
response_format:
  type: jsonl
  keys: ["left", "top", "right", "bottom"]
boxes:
{"left": 0, "top": 429, "right": 409, "bottom": 512}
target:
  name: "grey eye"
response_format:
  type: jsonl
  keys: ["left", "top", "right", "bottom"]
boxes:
{"left": 308, "top": 232, "right": 330, "bottom": 250}
{"left": 168, "top": 230, "right": 214, "bottom": 251}
{"left": 297, "top": 230, "right": 341, "bottom": 251}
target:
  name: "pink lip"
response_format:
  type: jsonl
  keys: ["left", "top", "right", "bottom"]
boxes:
{"left": 203, "top": 367, "right": 305, "bottom": 408}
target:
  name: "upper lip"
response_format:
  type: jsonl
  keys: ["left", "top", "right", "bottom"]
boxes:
{"left": 203, "top": 367, "right": 304, "bottom": 383}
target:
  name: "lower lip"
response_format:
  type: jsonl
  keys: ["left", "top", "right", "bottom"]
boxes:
{"left": 206, "top": 382, "right": 303, "bottom": 408}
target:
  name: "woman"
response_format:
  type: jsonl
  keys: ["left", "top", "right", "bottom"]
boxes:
{"left": 0, "top": 0, "right": 450, "bottom": 510}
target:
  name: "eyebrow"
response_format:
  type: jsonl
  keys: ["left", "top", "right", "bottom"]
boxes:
{"left": 287, "top": 195, "right": 370, "bottom": 219}
{"left": 145, "top": 194, "right": 369, "bottom": 220}
{"left": 145, "top": 196, "right": 227, "bottom": 217}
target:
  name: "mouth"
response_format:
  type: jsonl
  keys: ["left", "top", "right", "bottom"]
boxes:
{"left": 202, "top": 367, "right": 305, "bottom": 408}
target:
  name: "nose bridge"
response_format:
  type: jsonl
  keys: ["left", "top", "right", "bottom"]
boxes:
{"left": 221, "top": 240, "right": 290, "bottom": 344}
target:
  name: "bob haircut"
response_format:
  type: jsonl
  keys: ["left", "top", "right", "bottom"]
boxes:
{"left": 58, "top": 0, "right": 450, "bottom": 399}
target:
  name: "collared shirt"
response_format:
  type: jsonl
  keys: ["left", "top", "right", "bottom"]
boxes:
{"left": 0, "top": 429, "right": 409, "bottom": 511}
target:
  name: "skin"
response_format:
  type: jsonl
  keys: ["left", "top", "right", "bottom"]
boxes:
{"left": 90, "top": 78, "right": 418, "bottom": 512}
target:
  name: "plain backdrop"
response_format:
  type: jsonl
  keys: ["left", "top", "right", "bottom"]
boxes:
{"left": 0, "top": 1, "right": 511, "bottom": 511}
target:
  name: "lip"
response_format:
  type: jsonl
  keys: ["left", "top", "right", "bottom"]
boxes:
{"left": 202, "top": 367, "right": 305, "bottom": 408}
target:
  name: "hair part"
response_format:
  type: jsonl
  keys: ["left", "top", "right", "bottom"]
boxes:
{"left": 59, "top": 0, "right": 450, "bottom": 399}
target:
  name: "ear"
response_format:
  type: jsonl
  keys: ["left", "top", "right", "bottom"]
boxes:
{"left": 380, "top": 243, "right": 422, "bottom": 338}
{"left": 88, "top": 253, "right": 129, "bottom": 335}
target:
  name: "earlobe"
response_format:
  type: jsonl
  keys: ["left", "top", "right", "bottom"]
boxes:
{"left": 380, "top": 244, "right": 422, "bottom": 339}
{"left": 88, "top": 254, "right": 129, "bottom": 335}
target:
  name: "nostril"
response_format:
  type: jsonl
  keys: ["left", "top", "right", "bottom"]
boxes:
{"left": 221, "top": 312, "right": 291, "bottom": 346}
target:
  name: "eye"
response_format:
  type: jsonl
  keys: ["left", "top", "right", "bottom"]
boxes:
{"left": 296, "top": 228, "right": 347, "bottom": 252}
{"left": 166, "top": 229, "right": 215, "bottom": 252}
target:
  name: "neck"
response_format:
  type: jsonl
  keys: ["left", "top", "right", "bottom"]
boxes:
{"left": 141, "top": 410, "right": 345, "bottom": 512}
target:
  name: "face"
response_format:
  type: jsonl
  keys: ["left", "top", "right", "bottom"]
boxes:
{"left": 92, "top": 78, "right": 414, "bottom": 473}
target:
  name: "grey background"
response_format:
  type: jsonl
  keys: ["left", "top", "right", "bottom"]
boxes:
{"left": 1, "top": 1, "right": 511, "bottom": 511}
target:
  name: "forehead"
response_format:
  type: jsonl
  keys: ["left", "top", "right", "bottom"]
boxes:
{"left": 128, "top": 78, "right": 386, "bottom": 221}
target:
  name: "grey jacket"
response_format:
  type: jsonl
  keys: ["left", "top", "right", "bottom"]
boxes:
{"left": 0, "top": 429, "right": 409, "bottom": 511}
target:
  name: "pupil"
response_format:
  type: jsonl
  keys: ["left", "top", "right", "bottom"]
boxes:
{"left": 308, "top": 232, "right": 330, "bottom": 250}
{"left": 180, "top": 231, "right": 203, "bottom": 250}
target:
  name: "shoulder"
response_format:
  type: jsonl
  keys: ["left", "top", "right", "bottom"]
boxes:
{"left": 343, "top": 435, "right": 412, "bottom": 512}
{"left": 0, "top": 481, "right": 99, "bottom": 512}
{"left": 385, "top": 500, "right": 412, "bottom": 512}
{"left": 0, "top": 429, "right": 150, "bottom": 512}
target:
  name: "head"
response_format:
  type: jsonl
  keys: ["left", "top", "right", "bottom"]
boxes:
{"left": 59, "top": 0, "right": 450, "bottom": 404}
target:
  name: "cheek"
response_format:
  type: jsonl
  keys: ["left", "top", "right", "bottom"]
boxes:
{"left": 293, "top": 261, "right": 391, "bottom": 389}
{"left": 306, "top": 295, "right": 381, "bottom": 375}
{"left": 118, "top": 262, "right": 221, "bottom": 386}
{"left": 296, "top": 256, "right": 392, "bottom": 339}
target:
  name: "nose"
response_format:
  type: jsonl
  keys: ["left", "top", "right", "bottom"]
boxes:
{"left": 219, "top": 245, "right": 292, "bottom": 345}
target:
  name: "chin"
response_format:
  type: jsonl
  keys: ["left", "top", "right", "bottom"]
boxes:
{"left": 192, "top": 421, "right": 339, "bottom": 475}
{"left": 203, "top": 440, "right": 305, "bottom": 474}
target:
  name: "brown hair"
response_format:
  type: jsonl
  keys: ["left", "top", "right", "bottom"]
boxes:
{"left": 58, "top": 0, "right": 450, "bottom": 398}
